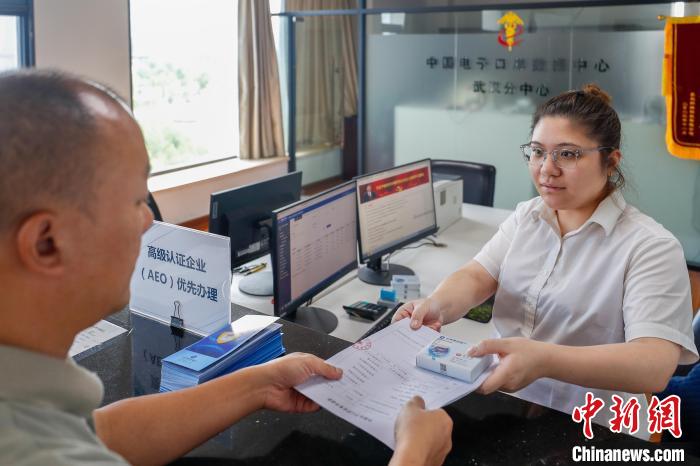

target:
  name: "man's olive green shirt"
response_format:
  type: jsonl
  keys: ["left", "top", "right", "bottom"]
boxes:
{"left": 0, "top": 344, "right": 128, "bottom": 465}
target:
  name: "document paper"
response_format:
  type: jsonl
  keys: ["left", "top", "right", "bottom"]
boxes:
{"left": 296, "top": 319, "right": 494, "bottom": 448}
{"left": 70, "top": 320, "right": 127, "bottom": 358}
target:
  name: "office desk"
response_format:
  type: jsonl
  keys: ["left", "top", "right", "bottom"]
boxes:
{"left": 79, "top": 308, "right": 696, "bottom": 465}
{"left": 231, "top": 203, "right": 511, "bottom": 343}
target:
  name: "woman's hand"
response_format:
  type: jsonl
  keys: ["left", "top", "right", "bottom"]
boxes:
{"left": 257, "top": 353, "right": 342, "bottom": 413}
{"left": 391, "top": 297, "right": 445, "bottom": 331}
{"left": 468, "top": 337, "right": 551, "bottom": 394}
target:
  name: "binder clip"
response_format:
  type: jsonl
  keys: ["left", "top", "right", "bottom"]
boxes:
{"left": 170, "top": 300, "right": 185, "bottom": 337}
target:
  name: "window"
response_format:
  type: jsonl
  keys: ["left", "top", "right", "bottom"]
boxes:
{"left": 130, "top": 0, "right": 238, "bottom": 173}
{"left": 0, "top": 16, "right": 19, "bottom": 70}
{"left": 0, "top": 0, "right": 33, "bottom": 70}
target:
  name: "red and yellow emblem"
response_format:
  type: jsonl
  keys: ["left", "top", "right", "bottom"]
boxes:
{"left": 497, "top": 11, "right": 524, "bottom": 51}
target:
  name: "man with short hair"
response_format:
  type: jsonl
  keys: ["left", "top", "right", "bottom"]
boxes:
{"left": 0, "top": 70, "right": 452, "bottom": 466}
{"left": 362, "top": 184, "right": 376, "bottom": 203}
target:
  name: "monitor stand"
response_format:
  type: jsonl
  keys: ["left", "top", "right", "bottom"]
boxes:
{"left": 282, "top": 306, "right": 338, "bottom": 334}
{"left": 358, "top": 258, "right": 415, "bottom": 286}
{"left": 238, "top": 271, "right": 273, "bottom": 296}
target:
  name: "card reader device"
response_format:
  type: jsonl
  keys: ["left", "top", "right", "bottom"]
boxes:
{"left": 343, "top": 301, "right": 388, "bottom": 321}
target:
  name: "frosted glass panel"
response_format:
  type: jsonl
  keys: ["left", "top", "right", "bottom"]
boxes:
{"left": 366, "top": 4, "right": 700, "bottom": 266}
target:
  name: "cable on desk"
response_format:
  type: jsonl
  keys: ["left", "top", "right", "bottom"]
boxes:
{"left": 401, "top": 240, "right": 446, "bottom": 250}
{"left": 386, "top": 237, "right": 447, "bottom": 268}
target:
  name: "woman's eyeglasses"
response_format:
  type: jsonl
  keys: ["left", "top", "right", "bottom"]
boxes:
{"left": 520, "top": 144, "right": 615, "bottom": 169}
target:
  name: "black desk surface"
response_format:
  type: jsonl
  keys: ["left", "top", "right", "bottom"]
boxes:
{"left": 78, "top": 306, "right": 700, "bottom": 465}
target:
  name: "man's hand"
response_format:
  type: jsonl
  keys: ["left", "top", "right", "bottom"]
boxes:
{"left": 391, "top": 396, "right": 453, "bottom": 466}
{"left": 391, "top": 297, "right": 444, "bottom": 331}
{"left": 258, "top": 353, "right": 342, "bottom": 413}
{"left": 468, "top": 338, "right": 550, "bottom": 394}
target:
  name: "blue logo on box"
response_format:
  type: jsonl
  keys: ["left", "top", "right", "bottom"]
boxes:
{"left": 428, "top": 342, "right": 450, "bottom": 359}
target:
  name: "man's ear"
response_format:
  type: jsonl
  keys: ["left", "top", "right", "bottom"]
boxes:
{"left": 15, "top": 212, "right": 66, "bottom": 276}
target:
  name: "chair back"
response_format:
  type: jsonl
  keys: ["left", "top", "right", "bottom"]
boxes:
{"left": 147, "top": 192, "right": 163, "bottom": 222}
{"left": 431, "top": 159, "right": 496, "bottom": 207}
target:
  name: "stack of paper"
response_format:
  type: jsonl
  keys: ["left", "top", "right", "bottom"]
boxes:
{"left": 160, "top": 315, "right": 283, "bottom": 392}
{"left": 296, "top": 319, "right": 495, "bottom": 449}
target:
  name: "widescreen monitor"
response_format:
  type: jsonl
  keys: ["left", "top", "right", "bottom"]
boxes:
{"left": 209, "top": 171, "right": 302, "bottom": 296}
{"left": 356, "top": 159, "right": 437, "bottom": 285}
{"left": 272, "top": 181, "right": 357, "bottom": 333}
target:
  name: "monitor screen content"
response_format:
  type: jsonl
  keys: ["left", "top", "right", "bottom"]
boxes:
{"left": 209, "top": 171, "right": 302, "bottom": 296}
{"left": 355, "top": 159, "right": 437, "bottom": 285}
{"left": 273, "top": 181, "right": 357, "bottom": 333}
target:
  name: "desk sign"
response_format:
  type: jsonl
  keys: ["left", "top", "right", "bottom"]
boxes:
{"left": 129, "top": 221, "right": 231, "bottom": 336}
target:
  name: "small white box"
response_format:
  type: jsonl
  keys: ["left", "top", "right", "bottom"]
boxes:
{"left": 393, "top": 282, "right": 420, "bottom": 289}
{"left": 397, "top": 290, "right": 420, "bottom": 300}
{"left": 433, "top": 178, "right": 463, "bottom": 235}
{"left": 391, "top": 275, "right": 419, "bottom": 287}
{"left": 392, "top": 275, "right": 420, "bottom": 300}
{"left": 395, "top": 287, "right": 420, "bottom": 294}
{"left": 416, "top": 335, "right": 492, "bottom": 383}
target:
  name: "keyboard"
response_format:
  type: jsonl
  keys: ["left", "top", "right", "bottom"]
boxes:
{"left": 356, "top": 302, "right": 403, "bottom": 342}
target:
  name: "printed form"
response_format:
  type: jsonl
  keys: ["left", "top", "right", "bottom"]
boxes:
{"left": 296, "top": 319, "right": 494, "bottom": 449}
{"left": 69, "top": 320, "right": 127, "bottom": 358}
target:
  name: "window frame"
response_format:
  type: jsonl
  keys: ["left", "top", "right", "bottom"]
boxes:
{"left": 0, "top": 0, "right": 34, "bottom": 67}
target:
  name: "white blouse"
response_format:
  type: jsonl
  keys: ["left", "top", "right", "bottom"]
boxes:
{"left": 474, "top": 192, "right": 699, "bottom": 433}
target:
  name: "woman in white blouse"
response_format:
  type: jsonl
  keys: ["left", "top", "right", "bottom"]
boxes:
{"left": 394, "top": 84, "right": 699, "bottom": 426}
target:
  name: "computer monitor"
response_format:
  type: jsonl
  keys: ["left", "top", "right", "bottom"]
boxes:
{"left": 209, "top": 171, "right": 302, "bottom": 296}
{"left": 272, "top": 181, "right": 358, "bottom": 334}
{"left": 356, "top": 159, "right": 437, "bottom": 285}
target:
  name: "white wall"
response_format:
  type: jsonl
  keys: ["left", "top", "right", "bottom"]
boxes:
{"left": 33, "top": 0, "right": 132, "bottom": 105}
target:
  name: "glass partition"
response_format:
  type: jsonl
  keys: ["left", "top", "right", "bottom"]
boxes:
{"left": 285, "top": 11, "right": 359, "bottom": 183}
{"left": 364, "top": 3, "right": 700, "bottom": 266}
{"left": 292, "top": 12, "right": 359, "bottom": 150}
{"left": 294, "top": 15, "right": 347, "bottom": 150}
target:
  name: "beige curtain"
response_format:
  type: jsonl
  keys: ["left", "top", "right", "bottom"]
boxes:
{"left": 287, "top": 0, "right": 358, "bottom": 148}
{"left": 238, "top": 0, "right": 285, "bottom": 159}
{"left": 338, "top": 3, "right": 358, "bottom": 118}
